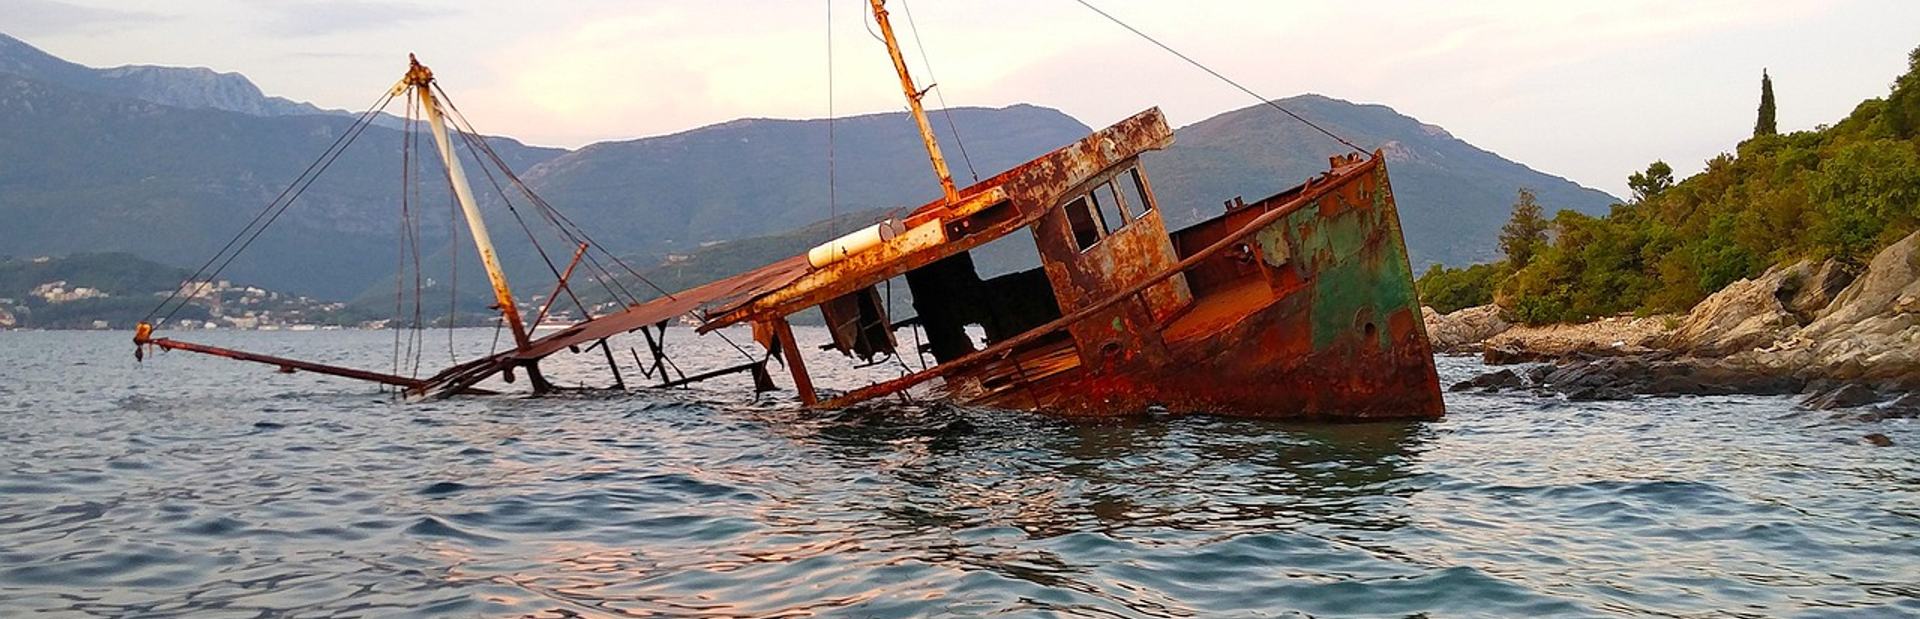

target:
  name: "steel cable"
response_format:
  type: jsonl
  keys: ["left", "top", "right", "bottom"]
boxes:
{"left": 1065, "top": 0, "right": 1368, "bottom": 154}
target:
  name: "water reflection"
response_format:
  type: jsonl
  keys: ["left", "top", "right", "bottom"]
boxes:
{"left": 753, "top": 401, "right": 1433, "bottom": 534}
{"left": 0, "top": 331, "right": 1915, "bottom": 617}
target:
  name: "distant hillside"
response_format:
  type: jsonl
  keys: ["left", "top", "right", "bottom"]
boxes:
{"left": 0, "top": 32, "right": 334, "bottom": 118}
{"left": 0, "top": 252, "right": 186, "bottom": 298}
{"left": 0, "top": 253, "right": 194, "bottom": 328}
{"left": 0, "top": 252, "right": 366, "bottom": 329}
{"left": 1149, "top": 94, "right": 1620, "bottom": 267}
{"left": 518, "top": 105, "right": 1094, "bottom": 256}
{"left": 0, "top": 70, "right": 564, "bottom": 299}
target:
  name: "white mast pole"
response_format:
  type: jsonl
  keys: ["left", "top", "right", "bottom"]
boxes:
{"left": 403, "top": 56, "right": 533, "bottom": 353}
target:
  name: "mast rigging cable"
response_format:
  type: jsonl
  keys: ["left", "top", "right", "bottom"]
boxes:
{"left": 1065, "top": 0, "right": 1368, "bottom": 154}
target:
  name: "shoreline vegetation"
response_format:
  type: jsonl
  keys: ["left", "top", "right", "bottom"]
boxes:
{"left": 1423, "top": 45, "right": 1920, "bottom": 412}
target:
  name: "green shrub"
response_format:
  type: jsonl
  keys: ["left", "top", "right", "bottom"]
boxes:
{"left": 1416, "top": 261, "right": 1512, "bottom": 314}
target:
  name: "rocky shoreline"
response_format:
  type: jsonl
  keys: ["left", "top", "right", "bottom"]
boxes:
{"left": 1427, "top": 231, "right": 1920, "bottom": 416}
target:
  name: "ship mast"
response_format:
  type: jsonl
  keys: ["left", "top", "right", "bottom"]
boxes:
{"left": 866, "top": 0, "right": 959, "bottom": 207}
{"left": 399, "top": 56, "right": 542, "bottom": 380}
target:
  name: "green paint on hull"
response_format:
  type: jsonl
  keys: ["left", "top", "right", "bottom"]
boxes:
{"left": 1281, "top": 169, "right": 1421, "bottom": 352}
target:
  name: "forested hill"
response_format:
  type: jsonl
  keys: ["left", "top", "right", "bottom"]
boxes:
{"left": 1421, "top": 45, "right": 1920, "bottom": 324}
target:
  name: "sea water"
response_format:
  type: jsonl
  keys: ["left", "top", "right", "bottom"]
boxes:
{"left": 0, "top": 329, "right": 1915, "bottom": 617}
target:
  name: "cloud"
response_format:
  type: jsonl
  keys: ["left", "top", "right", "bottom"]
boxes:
{"left": 0, "top": 0, "right": 162, "bottom": 37}
{"left": 257, "top": 0, "right": 448, "bottom": 37}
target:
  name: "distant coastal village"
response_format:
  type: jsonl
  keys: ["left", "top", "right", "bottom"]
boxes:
{"left": 0, "top": 257, "right": 348, "bottom": 330}
{"left": 0, "top": 252, "right": 593, "bottom": 331}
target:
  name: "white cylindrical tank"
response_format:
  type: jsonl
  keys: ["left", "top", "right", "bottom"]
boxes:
{"left": 808, "top": 220, "right": 904, "bottom": 269}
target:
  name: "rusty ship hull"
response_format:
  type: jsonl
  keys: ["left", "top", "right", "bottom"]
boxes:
{"left": 924, "top": 154, "right": 1443, "bottom": 419}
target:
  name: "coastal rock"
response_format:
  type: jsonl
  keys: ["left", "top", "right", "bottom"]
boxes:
{"left": 1662, "top": 261, "right": 1808, "bottom": 355}
{"left": 1532, "top": 356, "right": 1803, "bottom": 399}
{"left": 1805, "top": 231, "right": 1920, "bottom": 330}
{"left": 1872, "top": 393, "right": 1920, "bottom": 420}
{"left": 1755, "top": 231, "right": 1920, "bottom": 390}
{"left": 1481, "top": 314, "right": 1673, "bottom": 364}
{"left": 1842, "top": 393, "right": 1920, "bottom": 422}
{"left": 1422, "top": 304, "right": 1512, "bottom": 352}
{"left": 1786, "top": 259, "right": 1854, "bottom": 319}
{"left": 1481, "top": 345, "right": 1535, "bottom": 365}
{"left": 1800, "top": 384, "right": 1881, "bottom": 410}
{"left": 1450, "top": 368, "right": 1526, "bottom": 392}
{"left": 1564, "top": 385, "right": 1635, "bottom": 401}
{"left": 1475, "top": 233, "right": 1920, "bottom": 401}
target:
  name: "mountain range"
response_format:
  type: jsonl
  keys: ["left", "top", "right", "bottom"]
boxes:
{"left": 0, "top": 31, "right": 1618, "bottom": 304}
{"left": 1145, "top": 94, "right": 1617, "bottom": 264}
{"left": 0, "top": 32, "right": 334, "bottom": 118}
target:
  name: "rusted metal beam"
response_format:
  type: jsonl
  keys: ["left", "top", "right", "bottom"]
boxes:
{"left": 818, "top": 154, "right": 1382, "bottom": 409}
{"left": 769, "top": 317, "right": 817, "bottom": 405}
{"left": 595, "top": 338, "right": 626, "bottom": 390}
{"left": 408, "top": 355, "right": 512, "bottom": 400}
{"left": 142, "top": 336, "right": 425, "bottom": 388}
{"left": 530, "top": 242, "right": 590, "bottom": 331}
{"left": 867, "top": 0, "right": 959, "bottom": 207}
{"left": 654, "top": 359, "right": 767, "bottom": 390}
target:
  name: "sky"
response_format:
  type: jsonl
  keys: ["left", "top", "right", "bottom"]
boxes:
{"left": 6, "top": 0, "right": 1919, "bottom": 198}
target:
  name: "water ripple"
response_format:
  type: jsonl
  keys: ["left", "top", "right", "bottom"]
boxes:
{"left": 0, "top": 331, "right": 1915, "bottom": 617}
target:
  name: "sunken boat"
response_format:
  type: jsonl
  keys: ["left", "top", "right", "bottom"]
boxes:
{"left": 134, "top": 1, "right": 1443, "bottom": 420}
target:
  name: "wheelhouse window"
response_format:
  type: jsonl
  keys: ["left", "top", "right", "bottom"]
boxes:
{"left": 1118, "top": 167, "right": 1155, "bottom": 220}
{"left": 1065, "top": 196, "right": 1101, "bottom": 251}
{"left": 1091, "top": 181, "right": 1126, "bottom": 236}
{"left": 1063, "top": 168, "right": 1156, "bottom": 252}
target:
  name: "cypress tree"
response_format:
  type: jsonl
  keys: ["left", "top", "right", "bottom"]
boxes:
{"left": 1755, "top": 69, "right": 1777, "bottom": 137}
{"left": 1499, "top": 188, "right": 1549, "bottom": 269}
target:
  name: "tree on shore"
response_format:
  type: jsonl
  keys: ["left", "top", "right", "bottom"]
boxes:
{"left": 1627, "top": 160, "right": 1674, "bottom": 204}
{"left": 1499, "top": 188, "right": 1550, "bottom": 268}
{"left": 1755, "top": 69, "right": 1778, "bottom": 137}
{"left": 1886, "top": 47, "right": 1920, "bottom": 138}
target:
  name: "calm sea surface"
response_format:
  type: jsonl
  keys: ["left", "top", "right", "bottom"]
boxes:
{"left": 1, "top": 329, "right": 1915, "bottom": 618}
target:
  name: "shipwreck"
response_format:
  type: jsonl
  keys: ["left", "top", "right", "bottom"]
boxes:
{"left": 134, "top": 0, "right": 1443, "bottom": 419}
